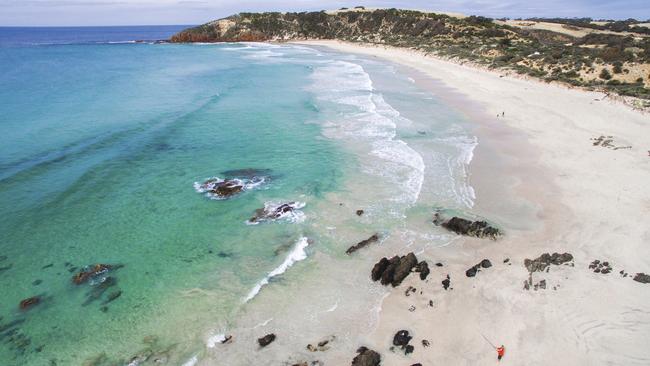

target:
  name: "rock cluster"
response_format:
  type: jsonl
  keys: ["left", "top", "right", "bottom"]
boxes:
{"left": 440, "top": 217, "right": 501, "bottom": 240}
{"left": 371, "top": 253, "right": 420, "bottom": 287}
{"left": 351, "top": 347, "right": 380, "bottom": 366}
{"left": 523, "top": 277, "right": 546, "bottom": 291}
{"left": 247, "top": 201, "right": 304, "bottom": 224}
{"left": 392, "top": 330, "right": 414, "bottom": 355}
{"left": 414, "top": 261, "right": 430, "bottom": 280}
{"left": 589, "top": 260, "right": 612, "bottom": 274}
{"left": 524, "top": 253, "right": 573, "bottom": 273}
{"left": 307, "top": 336, "right": 335, "bottom": 352}
{"left": 465, "top": 259, "right": 492, "bottom": 277}
{"left": 347, "top": 234, "right": 380, "bottom": 255}
{"left": 202, "top": 178, "right": 244, "bottom": 198}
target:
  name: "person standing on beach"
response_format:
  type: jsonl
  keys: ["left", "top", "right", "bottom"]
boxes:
{"left": 497, "top": 345, "right": 505, "bottom": 361}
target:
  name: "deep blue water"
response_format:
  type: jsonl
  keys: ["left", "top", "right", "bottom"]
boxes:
{"left": 0, "top": 25, "right": 190, "bottom": 47}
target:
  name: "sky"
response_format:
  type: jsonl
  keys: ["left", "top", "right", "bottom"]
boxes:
{"left": 1, "top": 0, "right": 649, "bottom": 26}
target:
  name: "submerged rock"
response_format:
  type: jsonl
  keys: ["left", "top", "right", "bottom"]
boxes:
{"left": 248, "top": 202, "right": 306, "bottom": 224}
{"left": 634, "top": 273, "right": 650, "bottom": 284}
{"left": 221, "top": 168, "right": 272, "bottom": 180}
{"left": 72, "top": 264, "right": 121, "bottom": 285}
{"left": 441, "top": 217, "right": 501, "bottom": 240}
{"left": 194, "top": 175, "right": 265, "bottom": 200}
{"left": 372, "top": 253, "right": 419, "bottom": 287}
{"left": 346, "top": 234, "right": 380, "bottom": 255}
{"left": 258, "top": 333, "right": 276, "bottom": 347}
{"left": 19, "top": 296, "right": 40, "bottom": 311}
{"left": 524, "top": 253, "right": 573, "bottom": 273}
{"left": 352, "top": 347, "right": 380, "bottom": 366}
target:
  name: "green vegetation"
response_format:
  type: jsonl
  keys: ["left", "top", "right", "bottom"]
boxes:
{"left": 170, "top": 9, "right": 650, "bottom": 100}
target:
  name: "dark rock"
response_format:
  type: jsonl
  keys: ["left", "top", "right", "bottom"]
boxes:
{"left": 19, "top": 296, "right": 40, "bottom": 311}
{"left": 356, "top": 210, "right": 364, "bottom": 216}
{"left": 32, "top": 279, "right": 42, "bottom": 286}
{"left": 371, "top": 257, "right": 390, "bottom": 282}
{"left": 465, "top": 265, "right": 479, "bottom": 277}
{"left": 414, "top": 261, "right": 430, "bottom": 280}
{"left": 72, "top": 264, "right": 119, "bottom": 285}
{"left": 248, "top": 202, "right": 303, "bottom": 224}
{"left": 480, "top": 259, "right": 492, "bottom": 268}
{"left": 211, "top": 179, "right": 243, "bottom": 197}
{"left": 103, "top": 290, "right": 122, "bottom": 304}
{"left": 83, "top": 276, "right": 117, "bottom": 306}
{"left": 633, "top": 273, "right": 650, "bottom": 284}
{"left": 410, "top": 364, "right": 422, "bottom": 366}
{"left": 347, "top": 234, "right": 380, "bottom": 255}
{"left": 421, "top": 339, "right": 430, "bottom": 347}
{"left": 524, "top": 253, "right": 573, "bottom": 273}
{"left": 392, "top": 253, "right": 418, "bottom": 287}
{"left": 41, "top": 263, "right": 53, "bottom": 269}
{"left": 503, "top": 258, "right": 510, "bottom": 263}
{"left": 435, "top": 262, "right": 443, "bottom": 267}
{"left": 392, "top": 330, "right": 412, "bottom": 347}
{"left": 258, "top": 333, "right": 276, "bottom": 347}
{"left": 441, "top": 217, "right": 501, "bottom": 239}
{"left": 404, "top": 345, "right": 414, "bottom": 355}
{"left": 442, "top": 276, "right": 451, "bottom": 290}
{"left": 539, "top": 279, "right": 546, "bottom": 289}
{"left": 380, "top": 256, "right": 401, "bottom": 286}
{"left": 352, "top": 347, "right": 380, "bottom": 366}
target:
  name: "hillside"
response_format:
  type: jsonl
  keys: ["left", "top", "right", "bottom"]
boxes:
{"left": 171, "top": 9, "right": 650, "bottom": 101}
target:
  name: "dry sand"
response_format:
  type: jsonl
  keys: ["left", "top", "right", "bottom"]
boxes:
{"left": 293, "top": 40, "right": 650, "bottom": 366}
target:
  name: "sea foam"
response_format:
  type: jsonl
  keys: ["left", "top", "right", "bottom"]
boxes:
{"left": 244, "top": 236, "right": 310, "bottom": 302}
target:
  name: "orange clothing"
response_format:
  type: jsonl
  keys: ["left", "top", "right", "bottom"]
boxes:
{"left": 497, "top": 346, "right": 505, "bottom": 359}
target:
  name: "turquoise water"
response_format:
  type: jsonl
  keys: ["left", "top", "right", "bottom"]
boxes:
{"left": 0, "top": 30, "right": 479, "bottom": 365}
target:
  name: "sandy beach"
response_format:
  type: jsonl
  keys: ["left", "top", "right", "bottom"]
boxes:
{"left": 291, "top": 40, "right": 650, "bottom": 366}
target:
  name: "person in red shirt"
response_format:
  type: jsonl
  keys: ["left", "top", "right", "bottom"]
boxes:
{"left": 496, "top": 345, "right": 505, "bottom": 361}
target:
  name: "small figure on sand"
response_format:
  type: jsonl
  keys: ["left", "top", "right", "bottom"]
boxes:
{"left": 502, "top": 111, "right": 505, "bottom": 117}
{"left": 497, "top": 345, "right": 505, "bottom": 361}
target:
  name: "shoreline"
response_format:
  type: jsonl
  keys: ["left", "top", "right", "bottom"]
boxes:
{"left": 290, "top": 40, "right": 650, "bottom": 365}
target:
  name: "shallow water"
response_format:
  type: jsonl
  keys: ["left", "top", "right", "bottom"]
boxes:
{"left": 0, "top": 29, "right": 478, "bottom": 365}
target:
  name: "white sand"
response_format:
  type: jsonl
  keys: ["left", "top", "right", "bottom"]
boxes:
{"left": 292, "top": 40, "right": 650, "bottom": 366}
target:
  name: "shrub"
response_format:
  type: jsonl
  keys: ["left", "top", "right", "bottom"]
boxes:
{"left": 612, "top": 62, "right": 623, "bottom": 73}
{"left": 599, "top": 68, "right": 612, "bottom": 80}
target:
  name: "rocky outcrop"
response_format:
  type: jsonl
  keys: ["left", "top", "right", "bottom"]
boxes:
{"left": 524, "top": 253, "right": 573, "bottom": 273}
{"left": 258, "top": 333, "right": 276, "bottom": 347}
{"left": 72, "top": 264, "right": 120, "bottom": 285}
{"left": 351, "top": 347, "right": 380, "bottom": 366}
{"left": 371, "top": 258, "right": 390, "bottom": 281}
{"left": 371, "top": 253, "right": 426, "bottom": 286}
{"left": 634, "top": 273, "right": 650, "bottom": 283}
{"left": 465, "top": 259, "right": 492, "bottom": 277}
{"left": 441, "top": 217, "right": 501, "bottom": 240}
{"left": 248, "top": 202, "right": 305, "bottom": 224}
{"left": 346, "top": 234, "right": 380, "bottom": 255}
{"left": 392, "top": 253, "right": 418, "bottom": 286}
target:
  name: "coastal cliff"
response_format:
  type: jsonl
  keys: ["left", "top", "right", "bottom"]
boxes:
{"left": 171, "top": 8, "right": 650, "bottom": 102}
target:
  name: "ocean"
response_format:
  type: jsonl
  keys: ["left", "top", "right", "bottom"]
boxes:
{"left": 0, "top": 26, "right": 477, "bottom": 365}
